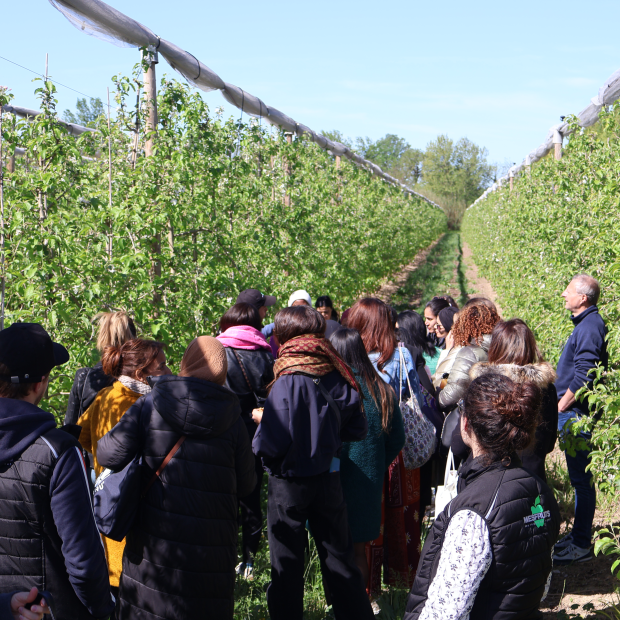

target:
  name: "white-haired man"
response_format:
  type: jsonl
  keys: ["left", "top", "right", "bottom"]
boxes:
{"left": 553, "top": 274, "right": 608, "bottom": 564}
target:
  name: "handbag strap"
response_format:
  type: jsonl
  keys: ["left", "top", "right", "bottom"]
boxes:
{"left": 444, "top": 448, "right": 455, "bottom": 485}
{"left": 398, "top": 344, "right": 415, "bottom": 404}
{"left": 142, "top": 436, "right": 186, "bottom": 498}
{"left": 232, "top": 349, "right": 259, "bottom": 405}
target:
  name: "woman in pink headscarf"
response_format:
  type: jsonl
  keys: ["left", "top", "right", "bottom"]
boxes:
{"left": 217, "top": 302, "right": 275, "bottom": 579}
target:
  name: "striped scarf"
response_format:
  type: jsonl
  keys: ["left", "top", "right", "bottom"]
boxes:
{"left": 272, "top": 334, "right": 359, "bottom": 391}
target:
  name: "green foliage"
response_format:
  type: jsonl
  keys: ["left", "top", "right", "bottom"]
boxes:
{"left": 391, "top": 231, "right": 468, "bottom": 311}
{"left": 463, "top": 103, "right": 620, "bottom": 581}
{"left": 423, "top": 135, "right": 494, "bottom": 228}
{"left": 62, "top": 97, "right": 105, "bottom": 126}
{"left": 356, "top": 134, "right": 423, "bottom": 187}
{"left": 1, "top": 73, "right": 446, "bottom": 421}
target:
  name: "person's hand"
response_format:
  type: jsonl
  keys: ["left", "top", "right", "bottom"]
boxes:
{"left": 251, "top": 408, "right": 264, "bottom": 424}
{"left": 11, "top": 588, "right": 50, "bottom": 620}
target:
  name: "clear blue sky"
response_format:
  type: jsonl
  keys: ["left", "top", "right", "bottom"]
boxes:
{"left": 2, "top": 0, "right": 619, "bottom": 169}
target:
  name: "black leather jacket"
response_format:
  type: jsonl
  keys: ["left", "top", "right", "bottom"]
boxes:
{"left": 223, "top": 348, "right": 274, "bottom": 434}
{"left": 65, "top": 362, "right": 114, "bottom": 425}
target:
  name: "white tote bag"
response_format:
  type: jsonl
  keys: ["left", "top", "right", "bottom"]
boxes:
{"left": 435, "top": 449, "right": 458, "bottom": 518}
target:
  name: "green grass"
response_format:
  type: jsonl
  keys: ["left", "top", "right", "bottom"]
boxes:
{"left": 391, "top": 231, "right": 469, "bottom": 311}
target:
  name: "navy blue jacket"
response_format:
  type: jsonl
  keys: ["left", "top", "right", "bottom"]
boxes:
{"left": 0, "top": 399, "right": 113, "bottom": 619}
{"left": 252, "top": 370, "right": 367, "bottom": 477}
{"left": 556, "top": 306, "right": 608, "bottom": 414}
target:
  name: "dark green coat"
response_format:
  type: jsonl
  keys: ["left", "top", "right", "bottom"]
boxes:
{"left": 340, "top": 375, "right": 405, "bottom": 542}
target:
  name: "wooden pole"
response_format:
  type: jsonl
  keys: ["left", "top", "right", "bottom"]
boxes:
{"left": 106, "top": 88, "right": 113, "bottom": 260}
{"left": 0, "top": 105, "right": 6, "bottom": 329}
{"left": 335, "top": 155, "right": 341, "bottom": 170}
{"left": 284, "top": 132, "right": 292, "bottom": 207}
{"left": 509, "top": 171, "right": 514, "bottom": 192}
{"left": 554, "top": 143, "right": 562, "bottom": 160}
{"left": 143, "top": 52, "right": 158, "bottom": 158}
{"left": 553, "top": 128, "right": 563, "bottom": 161}
{"left": 143, "top": 47, "right": 161, "bottom": 309}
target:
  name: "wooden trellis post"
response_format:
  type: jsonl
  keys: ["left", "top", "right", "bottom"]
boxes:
{"left": 553, "top": 128, "right": 563, "bottom": 161}
{"left": 284, "top": 132, "right": 292, "bottom": 207}
{"left": 143, "top": 47, "right": 162, "bottom": 309}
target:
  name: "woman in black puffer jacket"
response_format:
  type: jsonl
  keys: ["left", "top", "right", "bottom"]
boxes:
{"left": 97, "top": 336, "right": 256, "bottom": 620}
{"left": 216, "top": 302, "right": 275, "bottom": 577}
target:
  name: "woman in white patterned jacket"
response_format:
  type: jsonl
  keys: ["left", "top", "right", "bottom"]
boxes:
{"left": 404, "top": 369, "right": 560, "bottom": 620}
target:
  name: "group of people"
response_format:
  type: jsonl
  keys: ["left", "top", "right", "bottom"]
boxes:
{"left": 0, "top": 273, "right": 608, "bottom": 620}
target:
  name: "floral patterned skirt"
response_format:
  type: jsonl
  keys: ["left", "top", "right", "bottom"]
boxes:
{"left": 365, "top": 452, "right": 421, "bottom": 593}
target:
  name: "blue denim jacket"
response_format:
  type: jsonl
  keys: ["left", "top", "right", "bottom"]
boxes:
{"left": 368, "top": 345, "right": 423, "bottom": 407}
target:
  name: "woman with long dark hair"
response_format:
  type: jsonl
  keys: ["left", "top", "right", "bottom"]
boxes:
{"left": 397, "top": 310, "right": 440, "bottom": 382}
{"left": 316, "top": 295, "right": 339, "bottom": 322}
{"left": 252, "top": 306, "right": 373, "bottom": 620}
{"left": 405, "top": 371, "right": 560, "bottom": 619}
{"left": 329, "top": 328, "right": 405, "bottom": 597}
{"left": 217, "top": 302, "right": 274, "bottom": 579}
{"left": 470, "top": 319, "right": 558, "bottom": 481}
{"left": 347, "top": 297, "right": 424, "bottom": 589}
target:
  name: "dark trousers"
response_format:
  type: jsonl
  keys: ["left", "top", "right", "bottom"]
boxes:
{"left": 266, "top": 472, "right": 374, "bottom": 620}
{"left": 239, "top": 454, "right": 265, "bottom": 563}
{"left": 566, "top": 441, "right": 596, "bottom": 548}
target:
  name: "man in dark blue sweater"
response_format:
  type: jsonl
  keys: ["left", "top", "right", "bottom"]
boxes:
{"left": 0, "top": 323, "right": 114, "bottom": 620}
{"left": 553, "top": 275, "right": 608, "bottom": 565}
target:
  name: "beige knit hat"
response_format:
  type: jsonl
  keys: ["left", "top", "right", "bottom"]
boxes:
{"left": 179, "top": 336, "right": 227, "bottom": 385}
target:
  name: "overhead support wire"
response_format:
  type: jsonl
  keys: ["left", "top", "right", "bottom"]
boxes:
{"left": 47, "top": 0, "right": 441, "bottom": 210}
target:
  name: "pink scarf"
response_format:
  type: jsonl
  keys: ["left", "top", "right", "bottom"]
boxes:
{"left": 217, "top": 325, "right": 271, "bottom": 351}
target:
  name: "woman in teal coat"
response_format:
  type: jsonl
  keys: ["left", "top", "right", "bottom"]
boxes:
{"left": 329, "top": 328, "right": 405, "bottom": 590}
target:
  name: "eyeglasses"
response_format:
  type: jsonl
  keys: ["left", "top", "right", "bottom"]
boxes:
{"left": 457, "top": 399, "right": 465, "bottom": 415}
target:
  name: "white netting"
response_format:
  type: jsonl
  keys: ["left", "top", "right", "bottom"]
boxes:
{"left": 470, "top": 67, "right": 620, "bottom": 209}
{"left": 48, "top": 0, "right": 442, "bottom": 210}
{"left": 2, "top": 104, "right": 95, "bottom": 136}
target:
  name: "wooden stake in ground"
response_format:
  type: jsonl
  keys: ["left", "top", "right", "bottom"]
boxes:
{"left": 143, "top": 47, "right": 162, "bottom": 309}
{"left": 106, "top": 88, "right": 113, "bottom": 260}
{"left": 284, "top": 132, "right": 292, "bottom": 207}
{"left": 0, "top": 105, "right": 6, "bottom": 329}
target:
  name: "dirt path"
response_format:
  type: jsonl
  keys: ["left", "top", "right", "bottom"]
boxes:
{"left": 375, "top": 235, "right": 444, "bottom": 303}
{"left": 461, "top": 240, "right": 504, "bottom": 315}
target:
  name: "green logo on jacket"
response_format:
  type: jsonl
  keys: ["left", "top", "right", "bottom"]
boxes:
{"left": 523, "top": 496, "right": 550, "bottom": 528}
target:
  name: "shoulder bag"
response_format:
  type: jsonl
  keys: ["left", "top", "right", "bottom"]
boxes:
{"left": 93, "top": 436, "right": 185, "bottom": 541}
{"left": 435, "top": 448, "right": 458, "bottom": 518}
{"left": 398, "top": 345, "right": 437, "bottom": 470}
{"left": 232, "top": 349, "right": 266, "bottom": 408}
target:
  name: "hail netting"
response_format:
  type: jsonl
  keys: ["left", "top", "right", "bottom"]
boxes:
{"left": 47, "top": 0, "right": 441, "bottom": 210}
{"left": 470, "top": 67, "right": 620, "bottom": 209}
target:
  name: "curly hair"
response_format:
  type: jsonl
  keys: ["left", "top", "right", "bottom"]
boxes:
{"left": 451, "top": 304, "right": 500, "bottom": 348}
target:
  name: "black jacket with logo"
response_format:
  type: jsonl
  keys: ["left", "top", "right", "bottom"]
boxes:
{"left": 405, "top": 454, "right": 560, "bottom": 620}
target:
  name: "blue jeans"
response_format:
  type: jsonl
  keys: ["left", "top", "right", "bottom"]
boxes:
{"left": 559, "top": 410, "right": 596, "bottom": 548}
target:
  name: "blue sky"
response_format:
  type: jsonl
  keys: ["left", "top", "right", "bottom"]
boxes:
{"left": 2, "top": 0, "right": 619, "bottom": 170}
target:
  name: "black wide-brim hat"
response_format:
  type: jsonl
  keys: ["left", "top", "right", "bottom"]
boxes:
{"left": 0, "top": 323, "right": 69, "bottom": 383}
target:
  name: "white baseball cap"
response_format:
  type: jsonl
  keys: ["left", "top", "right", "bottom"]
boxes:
{"left": 288, "top": 289, "right": 313, "bottom": 307}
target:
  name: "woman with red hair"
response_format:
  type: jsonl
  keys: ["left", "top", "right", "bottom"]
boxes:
{"left": 347, "top": 298, "right": 424, "bottom": 592}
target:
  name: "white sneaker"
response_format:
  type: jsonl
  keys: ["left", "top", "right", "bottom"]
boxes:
{"left": 553, "top": 542, "right": 593, "bottom": 564}
{"left": 554, "top": 533, "right": 573, "bottom": 551}
{"left": 243, "top": 564, "right": 254, "bottom": 581}
{"left": 235, "top": 562, "right": 246, "bottom": 575}
{"left": 370, "top": 600, "right": 381, "bottom": 616}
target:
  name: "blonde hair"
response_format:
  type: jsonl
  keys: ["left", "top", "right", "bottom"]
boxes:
{"left": 94, "top": 311, "right": 136, "bottom": 353}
